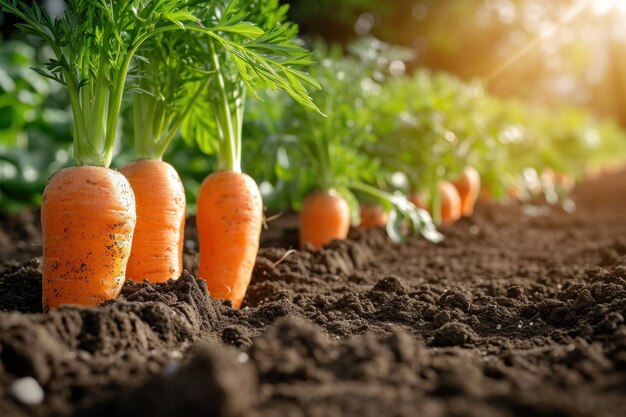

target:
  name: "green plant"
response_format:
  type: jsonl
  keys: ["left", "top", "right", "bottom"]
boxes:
{"left": 181, "top": 0, "right": 321, "bottom": 174}
{"left": 246, "top": 40, "right": 442, "bottom": 243}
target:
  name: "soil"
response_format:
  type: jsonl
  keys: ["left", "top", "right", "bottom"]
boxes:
{"left": 1, "top": 171, "right": 626, "bottom": 417}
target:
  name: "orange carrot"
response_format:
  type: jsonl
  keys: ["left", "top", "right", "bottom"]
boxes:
{"left": 439, "top": 180, "right": 462, "bottom": 225}
{"left": 196, "top": 171, "right": 263, "bottom": 308}
{"left": 452, "top": 166, "right": 481, "bottom": 216}
{"left": 299, "top": 190, "right": 351, "bottom": 250}
{"left": 120, "top": 160, "right": 186, "bottom": 283}
{"left": 41, "top": 166, "right": 136, "bottom": 310}
{"left": 359, "top": 204, "right": 388, "bottom": 228}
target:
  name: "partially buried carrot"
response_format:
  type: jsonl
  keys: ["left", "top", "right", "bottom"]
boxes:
{"left": 300, "top": 190, "right": 351, "bottom": 250}
{"left": 196, "top": 171, "right": 263, "bottom": 309}
{"left": 183, "top": 0, "right": 321, "bottom": 308}
{"left": 439, "top": 180, "right": 462, "bottom": 225}
{"left": 42, "top": 167, "right": 136, "bottom": 310}
{"left": 359, "top": 204, "right": 388, "bottom": 228}
{"left": 120, "top": 160, "right": 185, "bottom": 283}
{"left": 452, "top": 166, "right": 481, "bottom": 216}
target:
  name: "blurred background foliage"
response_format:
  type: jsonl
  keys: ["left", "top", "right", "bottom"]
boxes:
{"left": 1, "top": 0, "right": 626, "bottom": 213}
{"left": 0, "top": 40, "right": 72, "bottom": 210}
{"left": 287, "top": 0, "right": 626, "bottom": 125}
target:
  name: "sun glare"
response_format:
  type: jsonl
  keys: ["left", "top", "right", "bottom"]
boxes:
{"left": 592, "top": 0, "right": 626, "bottom": 15}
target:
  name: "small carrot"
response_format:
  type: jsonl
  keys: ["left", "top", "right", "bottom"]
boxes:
{"left": 359, "top": 204, "right": 389, "bottom": 228}
{"left": 300, "top": 190, "right": 351, "bottom": 250}
{"left": 439, "top": 180, "right": 462, "bottom": 225}
{"left": 120, "top": 160, "right": 185, "bottom": 283}
{"left": 196, "top": 171, "right": 263, "bottom": 309}
{"left": 452, "top": 166, "right": 481, "bottom": 216}
{"left": 42, "top": 167, "right": 136, "bottom": 310}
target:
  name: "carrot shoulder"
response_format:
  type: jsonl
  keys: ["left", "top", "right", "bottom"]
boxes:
{"left": 41, "top": 166, "right": 136, "bottom": 310}
{"left": 120, "top": 159, "right": 186, "bottom": 283}
{"left": 196, "top": 171, "right": 263, "bottom": 308}
{"left": 299, "top": 190, "right": 351, "bottom": 250}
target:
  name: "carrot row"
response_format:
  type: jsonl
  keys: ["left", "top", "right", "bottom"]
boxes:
{"left": 298, "top": 166, "right": 482, "bottom": 252}
{"left": 41, "top": 160, "right": 480, "bottom": 309}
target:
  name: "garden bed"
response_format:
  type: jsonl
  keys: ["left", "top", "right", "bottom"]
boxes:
{"left": 1, "top": 171, "right": 626, "bottom": 417}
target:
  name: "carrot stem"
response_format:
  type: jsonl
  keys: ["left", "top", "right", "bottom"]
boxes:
{"left": 209, "top": 39, "right": 241, "bottom": 173}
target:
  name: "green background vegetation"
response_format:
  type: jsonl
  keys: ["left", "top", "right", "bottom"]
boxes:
{"left": 1, "top": 0, "right": 625, "bottom": 213}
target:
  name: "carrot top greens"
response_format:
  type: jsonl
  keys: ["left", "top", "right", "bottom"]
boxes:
{"left": 244, "top": 40, "right": 443, "bottom": 243}
{"left": 129, "top": 32, "right": 208, "bottom": 160}
{"left": 2, "top": 0, "right": 320, "bottom": 168}
{"left": 181, "top": 0, "right": 321, "bottom": 173}
{"left": 0, "top": 0, "right": 199, "bottom": 167}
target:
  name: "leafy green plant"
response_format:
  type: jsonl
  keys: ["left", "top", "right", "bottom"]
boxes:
{"left": 181, "top": 0, "right": 321, "bottom": 174}
{"left": 127, "top": 32, "right": 208, "bottom": 161}
{"left": 245, "top": 40, "right": 442, "bottom": 243}
{"left": 0, "top": 0, "right": 208, "bottom": 167}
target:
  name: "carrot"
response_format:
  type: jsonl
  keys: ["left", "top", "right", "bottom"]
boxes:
{"left": 359, "top": 204, "right": 389, "bottom": 228}
{"left": 300, "top": 190, "right": 351, "bottom": 250}
{"left": 41, "top": 166, "right": 136, "bottom": 310}
{"left": 180, "top": 1, "right": 320, "bottom": 307}
{"left": 439, "top": 180, "right": 462, "bottom": 225}
{"left": 120, "top": 160, "right": 185, "bottom": 283}
{"left": 452, "top": 166, "right": 481, "bottom": 216}
{"left": 196, "top": 171, "right": 263, "bottom": 308}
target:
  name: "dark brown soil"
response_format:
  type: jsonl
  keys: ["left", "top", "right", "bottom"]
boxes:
{"left": 1, "top": 171, "right": 626, "bottom": 417}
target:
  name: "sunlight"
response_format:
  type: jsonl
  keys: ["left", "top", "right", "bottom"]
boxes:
{"left": 592, "top": 0, "right": 626, "bottom": 15}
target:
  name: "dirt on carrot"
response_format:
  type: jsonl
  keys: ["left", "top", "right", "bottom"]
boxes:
{"left": 1, "top": 171, "right": 626, "bottom": 417}
{"left": 41, "top": 166, "right": 136, "bottom": 310}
